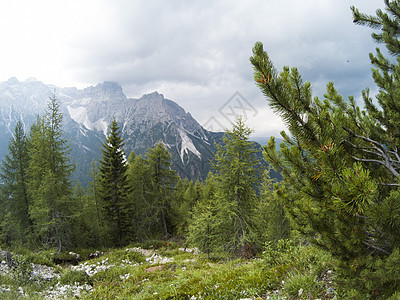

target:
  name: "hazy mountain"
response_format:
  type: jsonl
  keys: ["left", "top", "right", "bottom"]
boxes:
{"left": 0, "top": 78, "right": 227, "bottom": 184}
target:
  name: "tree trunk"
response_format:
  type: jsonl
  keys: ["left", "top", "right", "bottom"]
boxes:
{"left": 161, "top": 211, "right": 168, "bottom": 240}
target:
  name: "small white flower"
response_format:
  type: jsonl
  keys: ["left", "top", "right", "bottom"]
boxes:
{"left": 298, "top": 288, "right": 303, "bottom": 296}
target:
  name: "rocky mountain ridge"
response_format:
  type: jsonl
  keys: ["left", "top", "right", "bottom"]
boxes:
{"left": 0, "top": 78, "right": 224, "bottom": 183}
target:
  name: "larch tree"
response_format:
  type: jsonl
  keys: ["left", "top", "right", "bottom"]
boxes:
{"left": 250, "top": 0, "right": 400, "bottom": 296}
{"left": 212, "top": 116, "right": 264, "bottom": 257}
{"left": 126, "top": 151, "right": 153, "bottom": 241}
{"left": 27, "top": 95, "right": 75, "bottom": 252}
{"left": 147, "top": 142, "right": 178, "bottom": 240}
{"left": 187, "top": 174, "right": 221, "bottom": 259}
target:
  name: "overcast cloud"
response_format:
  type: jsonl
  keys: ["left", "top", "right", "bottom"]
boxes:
{"left": 0, "top": 0, "right": 386, "bottom": 138}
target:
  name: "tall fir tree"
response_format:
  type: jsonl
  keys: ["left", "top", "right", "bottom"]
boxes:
{"left": 0, "top": 121, "right": 32, "bottom": 245}
{"left": 249, "top": 1, "right": 400, "bottom": 295}
{"left": 99, "top": 118, "right": 131, "bottom": 246}
{"left": 27, "top": 95, "right": 75, "bottom": 252}
{"left": 147, "top": 142, "right": 178, "bottom": 240}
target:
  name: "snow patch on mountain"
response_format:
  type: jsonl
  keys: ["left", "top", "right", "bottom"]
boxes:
{"left": 67, "top": 105, "right": 108, "bottom": 136}
{"left": 67, "top": 106, "right": 91, "bottom": 129}
{"left": 94, "top": 118, "right": 108, "bottom": 136}
{"left": 178, "top": 128, "right": 201, "bottom": 163}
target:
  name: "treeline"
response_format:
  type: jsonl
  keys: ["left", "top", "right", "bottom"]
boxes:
{"left": 0, "top": 98, "right": 288, "bottom": 258}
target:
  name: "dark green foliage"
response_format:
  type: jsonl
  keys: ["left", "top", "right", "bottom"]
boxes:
{"left": 0, "top": 121, "right": 32, "bottom": 246}
{"left": 79, "top": 161, "right": 108, "bottom": 247}
{"left": 249, "top": 1, "right": 400, "bottom": 295}
{"left": 99, "top": 118, "right": 132, "bottom": 246}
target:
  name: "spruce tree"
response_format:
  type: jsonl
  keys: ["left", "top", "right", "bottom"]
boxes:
{"left": 0, "top": 121, "right": 32, "bottom": 245}
{"left": 249, "top": 1, "right": 400, "bottom": 295}
{"left": 99, "top": 118, "right": 131, "bottom": 246}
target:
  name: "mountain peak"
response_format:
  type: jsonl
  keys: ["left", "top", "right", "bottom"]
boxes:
{"left": 82, "top": 81, "right": 126, "bottom": 101}
{"left": 7, "top": 77, "right": 19, "bottom": 84}
{"left": 25, "top": 77, "right": 38, "bottom": 82}
{"left": 142, "top": 91, "right": 164, "bottom": 99}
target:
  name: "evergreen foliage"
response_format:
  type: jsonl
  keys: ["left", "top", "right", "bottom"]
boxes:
{"left": 76, "top": 161, "right": 108, "bottom": 247}
{"left": 98, "top": 118, "right": 131, "bottom": 246}
{"left": 0, "top": 121, "right": 32, "bottom": 246}
{"left": 249, "top": 1, "right": 400, "bottom": 295}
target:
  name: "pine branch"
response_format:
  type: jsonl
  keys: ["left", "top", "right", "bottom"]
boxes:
{"left": 344, "top": 127, "right": 400, "bottom": 178}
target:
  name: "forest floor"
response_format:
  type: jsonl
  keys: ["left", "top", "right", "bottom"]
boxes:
{"left": 0, "top": 240, "right": 339, "bottom": 299}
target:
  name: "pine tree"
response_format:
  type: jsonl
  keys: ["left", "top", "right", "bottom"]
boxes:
{"left": 0, "top": 121, "right": 32, "bottom": 245}
{"left": 147, "top": 142, "right": 178, "bottom": 240}
{"left": 249, "top": 1, "right": 400, "bottom": 295}
{"left": 99, "top": 118, "right": 131, "bottom": 246}
{"left": 212, "top": 117, "right": 264, "bottom": 257}
{"left": 27, "top": 95, "right": 75, "bottom": 252}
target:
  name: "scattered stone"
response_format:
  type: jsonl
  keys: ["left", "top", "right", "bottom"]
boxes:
{"left": 178, "top": 247, "right": 200, "bottom": 255}
{"left": 126, "top": 247, "right": 154, "bottom": 257}
{"left": 31, "top": 264, "right": 60, "bottom": 281}
{"left": 0, "top": 260, "right": 10, "bottom": 274}
{"left": 145, "top": 253, "right": 174, "bottom": 265}
{"left": 41, "top": 282, "right": 92, "bottom": 299}
{"left": 71, "top": 258, "right": 115, "bottom": 277}
{"left": 88, "top": 250, "right": 103, "bottom": 259}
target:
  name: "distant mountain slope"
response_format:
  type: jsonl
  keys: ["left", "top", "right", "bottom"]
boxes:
{"left": 0, "top": 78, "right": 228, "bottom": 184}
{"left": 0, "top": 78, "right": 280, "bottom": 185}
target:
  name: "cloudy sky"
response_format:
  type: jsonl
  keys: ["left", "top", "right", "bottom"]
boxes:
{"left": 0, "top": 0, "right": 385, "bottom": 138}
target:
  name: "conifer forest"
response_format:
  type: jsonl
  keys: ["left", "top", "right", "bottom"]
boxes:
{"left": 0, "top": 1, "right": 399, "bottom": 299}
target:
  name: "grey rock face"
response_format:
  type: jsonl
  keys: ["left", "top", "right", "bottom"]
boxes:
{"left": 0, "top": 78, "right": 222, "bottom": 183}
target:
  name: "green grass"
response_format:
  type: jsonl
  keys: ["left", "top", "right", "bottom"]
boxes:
{"left": 0, "top": 240, "right": 343, "bottom": 299}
